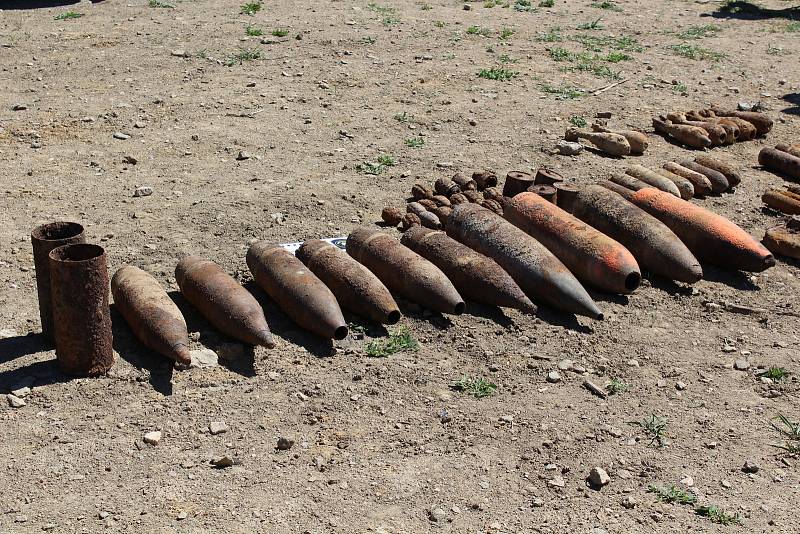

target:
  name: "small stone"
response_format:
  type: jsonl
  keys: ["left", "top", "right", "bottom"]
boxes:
{"left": 31, "top": 141, "right": 41, "bottom": 149}
{"left": 236, "top": 150, "right": 252, "bottom": 160}
{"left": 428, "top": 507, "right": 447, "bottom": 522}
{"left": 557, "top": 359, "right": 573, "bottom": 371}
{"left": 209, "top": 422, "right": 228, "bottom": 435}
{"left": 0, "top": 328, "right": 17, "bottom": 339}
{"left": 11, "top": 387, "right": 30, "bottom": 398}
{"left": 499, "top": 415, "right": 514, "bottom": 424}
{"left": 627, "top": 359, "right": 639, "bottom": 367}
{"left": 546, "top": 370, "right": 561, "bottom": 383}
{"left": 177, "top": 511, "right": 188, "bottom": 520}
{"left": 98, "top": 511, "right": 110, "bottom": 519}
{"left": 123, "top": 155, "right": 138, "bottom": 165}
{"left": 675, "top": 381, "right": 687, "bottom": 390}
{"left": 12, "top": 103, "right": 28, "bottom": 111}
{"left": 556, "top": 140, "right": 584, "bottom": 156}
{"left": 463, "top": 3, "right": 471, "bottom": 9}
{"left": 113, "top": 132, "right": 130, "bottom": 140}
{"left": 531, "top": 497, "right": 545, "bottom": 507}
{"left": 190, "top": 348, "right": 218, "bottom": 368}
{"left": 171, "top": 50, "right": 187, "bottom": 57}
{"left": 134, "top": 121, "right": 146, "bottom": 128}
{"left": 548, "top": 475, "right": 565, "bottom": 488}
{"left": 705, "top": 441, "right": 717, "bottom": 449}
{"left": 596, "top": 111, "right": 613, "bottom": 119}
{"left": 143, "top": 431, "right": 162, "bottom": 445}
{"left": 276, "top": 437, "right": 294, "bottom": 450}
{"left": 721, "top": 479, "right": 732, "bottom": 488}
{"left": 737, "top": 102, "right": 754, "bottom": 111}
{"left": 621, "top": 495, "right": 637, "bottom": 509}
{"left": 133, "top": 186, "right": 153, "bottom": 197}
{"left": 211, "top": 455, "right": 234, "bottom": 468}
{"left": 7, "top": 394, "right": 25, "bottom": 408}
{"left": 14, "top": 514, "right": 28, "bottom": 523}
{"left": 742, "top": 461, "right": 759, "bottom": 474}
{"left": 734, "top": 359, "right": 750, "bottom": 371}
{"left": 722, "top": 345, "right": 736, "bottom": 353}
{"left": 680, "top": 475, "right": 694, "bottom": 487}
{"left": 587, "top": 467, "right": 610, "bottom": 488}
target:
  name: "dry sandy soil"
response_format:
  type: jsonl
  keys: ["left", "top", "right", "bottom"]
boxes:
{"left": 1, "top": 0, "right": 799, "bottom": 532}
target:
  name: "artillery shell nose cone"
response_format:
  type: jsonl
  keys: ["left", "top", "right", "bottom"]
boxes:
{"left": 258, "top": 330, "right": 277, "bottom": 348}
{"left": 173, "top": 344, "right": 192, "bottom": 366}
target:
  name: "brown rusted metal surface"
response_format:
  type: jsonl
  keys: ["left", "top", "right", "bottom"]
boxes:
{"left": 482, "top": 187, "right": 503, "bottom": 202}
{"left": 685, "top": 111, "right": 740, "bottom": 143}
{"left": 431, "top": 195, "right": 452, "bottom": 207}
{"left": 694, "top": 155, "right": 742, "bottom": 187}
{"left": 407, "top": 202, "right": 427, "bottom": 217}
{"left": 401, "top": 213, "right": 421, "bottom": 231}
{"left": 763, "top": 217, "right": 800, "bottom": 259}
{"left": 776, "top": 143, "right": 800, "bottom": 159}
{"left": 449, "top": 193, "right": 469, "bottom": 205}
{"left": 652, "top": 117, "right": 712, "bottom": 149}
{"left": 472, "top": 170, "right": 498, "bottom": 190}
{"left": 759, "top": 147, "right": 800, "bottom": 181}
{"left": 554, "top": 183, "right": 580, "bottom": 213}
{"left": 431, "top": 206, "right": 453, "bottom": 225}
{"left": 463, "top": 190, "right": 482, "bottom": 203}
{"left": 655, "top": 168, "right": 695, "bottom": 200}
{"left": 435, "top": 177, "right": 460, "bottom": 196}
{"left": 529, "top": 184, "right": 557, "bottom": 203}
{"left": 31, "top": 221, "right": 86, "bottom": 340}
{"left": 506, "top": 192, "right": 642, "bottom": 294}
{"left": 297, "top": 239, "right": 399, "bottom": 326}
{"left": 411, "top": 183, "right": 434, "bottom": 200}
{"left": 601, "top": 186, "right": 775, "bottom": 272}
{"left": 572, "top": 185, "right": 702, "bottom": 283}
{"left": 679, "top": 160, "right": 730, "bottom": 193}
{"left": 609, "top": 172, "right": 649, "bottom": 192}
{"left": 381, "top": 207, "right": 403, "bottom": 226}
{"left": 401, "top": 225, "right": 535, "bottom": 313}
{"left": 446, "top": 204, "right": 602, "bottom": 319}
{"left": 418, "top": 198, "right": 438, "bottom": 210}
{"left": 112, "top": 265, "right": 191, "bottom": 366}
{"left": 177, "top": 256, "right": 275, "bottom": 346}
{"left": 565, "top": 128, "right": 631, "bottom": 156}
{"left": 480, "top": 199, "right": 504, "bottom": 214}
{"left": 49, "top": 244, "right": 114, "bottom": 376}
{"left": 534, "top": 168, "right": 565, "bottom": 186}
{"left": 762, "top": 189, "right": 800, "bottom": 215}
{"left": 248, "top": 242, "right": 348, "bottom": 339}
{"left": 709, "top": 106, "right": 773, "bottom": 136}
{"left": 452, "top": 173, "right": 477, "bottom": 191}
{"left": 591, "top": 124, "right": 648, "bottom": 155}
{"left": 502, "top": 171, "right": 535, "bottom": 198}
{"left": 625, "top": 165, "right": 682, "bottom": 197}
{"left": 663, "top": 162, "right": 713, "bottom": 197}
{"left": 665, "top": 113, "right": 728, "bottom": 145}
{"left": 346, "top": 227, "right": 464, "bottom": 315}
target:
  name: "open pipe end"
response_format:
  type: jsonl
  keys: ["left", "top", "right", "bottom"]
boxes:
{"left": 624, "top": 272, "right": 642, "bottom": 292}
{"left": 333, "top": 325, "right": 349, "bottom": 340}
{"left": 385, "top": 310, "right": 402, "bottom": 325}
{"left": 32, "top": 221, "right": 84, "bottom": 242}
{"left": 452, "top": 302, "right": 466, "bottom": 316}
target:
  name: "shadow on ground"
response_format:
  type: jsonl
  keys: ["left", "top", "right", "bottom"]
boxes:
{"left": 706, "top": 1, "right": 800, "bottom": 20}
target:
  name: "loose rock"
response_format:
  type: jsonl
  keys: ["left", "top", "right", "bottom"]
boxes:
{"left": 143, "top": 430, "right": 162, "bottom": 445}
{"left": 587, "top": 467, "right": 610, "bottom": 488}
{"left": 556, "top": 140, "right": 584, "bottom": 156}
{"left": 6, "top": 394, "right": 26, "bottom": 408}
{"left": 546, "top": 370, "right": 561, "bottom": 383}
{"left": 133, "top": 186, "right": 153, "bottom": 198}
{"left": 276, "top": 437, "right": 294, "bottom": 450}
{"left": 209, "top": 422, "right": 228, "bottom": 435}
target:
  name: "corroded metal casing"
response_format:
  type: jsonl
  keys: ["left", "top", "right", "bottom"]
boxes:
{"left": 506, "top": 192, "right": 641, "bottom": 294}
{"left": 655, "top": 168, "right": 695, "bottom": 200}
{"left": 431, "top": 206, "right": 453, "bottom": 225}
{"left": 534, "top": 168, "right": 565, "bottom": 186}
{"left": 503, "top": 171, "right": 535, "bottom": 198}
{"left": 609, "top": 172, "right": 649, "bottom": 192}
{"left": 298, "top": 240, "right": 401, "bottom": 325}
{"left": 553, "top": 183, "right": 580, "bottom": 213}
{"left": 572, "top": 186, "right": 702, "bottom": 284}
{"left": 694, "top": 155, "right": 742, "bottom": 187}
{"left": 432, "top": 195, "right": 452, "bottom": 207}
{"left": 710, "top": 107, "right": 773, "bottom": 136}
{"left": 411, "top": 183, "right": 434, "bottom": 200}
{"left": 401, "top": 213, "right": 421, "bottom": 231}
{"left": 480, "top": 199, "right": 504, "bottom": 215}
{"left": 652, "top": 118, "right": 711, "bottom": 149}
{"left": 529, "top": 184, "right": 557, "bottom": 203}
{"left": 762, "top": 189, "right": 800, "bottom": 215}
{"left": 176, "top": 256, "right": 275, "bottom": 347}
{"left": 418, "top": 199, "right": 438, "bottom": 210}
{"left": 435, "top": 177, "right": 460, "bottom": 196}
{"left": 591, "top": 125, "right": 649, "bottom": 155}
{"left": 446, "top": 204, "right": 602, "bottom": 319}
{"left": 679, "top": 160, "right": 729, "bottom": 193}
{"left": 600, "top": 185, "right": 774, "bottom": 272}
{"left": 472, "top": 170, "right": 498, "bottom": 190}
{"left": 759, "top": 147, "right": 800, "bottom": 181}
{"left": 462, "top": 190, "right": 482, "bottom": 203}
{"left": 381, "top": 207, "right": 403, "bottom": 226}
{"left": 49, "top": 244, "right": 113, "bottom": 376}
{"left": 449, "top": 193, "right": 469, "bottom": 205}
{"left": 776, "top": 143, "right": 800, "bottom": 159}
{"left": 663, "top": 162, "right": 713, "bottom": 197}
{"left": 401, "top": 226, "right": 535, "bottom": 313}
{"left": 248, "top": 242, "right": 348, "bottom": 339}
{"left": 111, "top": 265, "right": 191, "bottom": 366}
{"left": 346, "top": 227, "right": 464, "bottom": 315}
{"left": 763, "top": 217, "right": 800, "bottom": 260}
{"left": 452, "top": 173, "right": 477, "bottom": 191}
{"left": 31, "top": 221, "right": 86, "bottom": 340}
{"left": 483, "top": 187, "right": 503, "bottom": 202}
{"left": 625, "top": 165, "right": 681, "bottom": 197}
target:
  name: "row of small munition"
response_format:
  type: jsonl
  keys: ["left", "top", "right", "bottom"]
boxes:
{"left": 607, "top": 156, "right": 741, "bottom": 199}
{"left": 652, "top": 106, "right": 773, "bottom": 149}
{"left": 759, "top": 143, "right": 800, "bottom": 182}
{"left": 763, "top": 184, "right": 800, "bottom": 216}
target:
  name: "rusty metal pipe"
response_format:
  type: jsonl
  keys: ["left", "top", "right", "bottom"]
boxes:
{"left": 346, "top": 227, "right": 465, "bottom": 315}
{"left": 759, "top": 147, "right": 800, "bottom": 181}
{"left": 49, "top": 244, "right": 114, "bottom": 376}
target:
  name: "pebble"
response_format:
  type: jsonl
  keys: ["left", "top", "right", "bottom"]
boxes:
{"left": 596, "top": 111, "right": 613, "bottom": 119}
{"left": 7, "top": 394, "right": 26, "bottom": 408}
{"left": 170, "top": 50, "right": 187, "bottom": 57}
{"left": 236, "top": 150, "right": 252, "bottom": 160}
{"left": 721, "top": 479, "right": 732, "bottom": 488}
{"left": 734, "top": 359, "right": 750, "bottom": 371}
{"left": 211, "top": 455, "right": 234, "bottom": 468}
{"left": 621, "top": 496, "right": 637, "bottom": 509}
{"left": 133, "top": 186, "right": 153, "bottom": 197}
{"left": 177, "top": 511, "right": 188, "bottom": 520}
{"left": 12, "top": 103, "right": 27, "bottom": 111}
{"left": 675, "top": 381, "right": 687, "bottom": 391}
{"left": 143, "top": 431, "right": 162, "bottom": 445}
{"left": 134, "top": 121, "right": 146, "bottom": 128}
{"left": 557, "top": 359, "right": 573, "bottom": 371}
{"left": 113, "top": 132, "right": 130, "bottom": 140}
{"left": 11, "top": 386, "right": 31, "bottom": 398}
{"left": 722, "top": 345, "right": 736, "bottom": 353}
{"left": 209, "top": 422, "right": 228, "bottom": 435}
{"left": 680, "top": 475, "right": 694, "bottom": 487}
{"left": 588, "top": 467, "right": 610, "bottom": 488}
{"left": 428, "top": 507, "right": 447, "bottom": 522}
{"left": 627, "top": 359, "right": 639, "bottom": 367}
{"left": 190, "top": 348, "right": 219, "bottom": 368}
{"left": 548, "top": 475, "right": 565, "bottom": 488}
{"left": 31, "top": 141, "right": 41, "bottom": 149}
{"left": 531, "top": 497, "right": 544, "bottom": 507}
{"left": 737, "top": 102, "right": 755, "bottom": 111}
{"left": 546, "top": 370, "right": 561, "bottom": 383}
{"left": 556, "top": 140, "right": 584, "bottom": 156}
{"left": 742, "top": 461, "right": 759, "bottom": 474}
{"left": 276, "top": 437, "right": 294, "bottom": 450}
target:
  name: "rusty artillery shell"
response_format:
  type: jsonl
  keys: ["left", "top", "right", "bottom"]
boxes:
{"left": 596, "top": 184, "right": 774, "bottom": 272}
{"left": 759, "top": 147, "right": 800, "bottom": 181}
{"left": 401, "top": 225, "right": 535, "bottom": 313}
{"left": 685, "top": 111, "right": 740, "bottom": 143}
{"left": 450, "top": 193, "right": 469, "bottom": 205}
{"left": 408, "top": 203, "right": 442, "bottom": 229}
{"left": 297, "top": 239, "right": 399, "bottom": 326}
{"left": 534, "top": 168, "right": 565, "bottom": 186}
{"left": 693, "top": 155, "right": 742, "bottom": 188}
{"left": 401, "top": 212, "right": 421, "bottom": 231}
{"left": 710, "top": 107, "right": 773, "bottom": 136}
{"left": 652, "top": 117, "right": 712, "bottom": 149}
{"left": 31, "top": 221, "right": 86, "bottom": 340}
{"left": 483, "top": 187, "right": 503, "bottom": 203}
{"left": 432, "top": 195, "right": 452, "bottom": 207}
{"left": 248, "top": 242, "right": 348, "bottom": 339}
{"left": 763, "top": 217, "right": 800, "bottom": 260}
{"left": 346, "top": 227, "right": 464, "bottom": 315}
{"left": 762, "top": 189, "right": 800, "bottom": 215}
{"left": 626, "top": 165, "right": 682, "bottom": 197}
{"left": 49, "top": 244, "right": 114, "bottom": 376}
{"left": 407, "top": 201, "right": 427, "bottom": 217}
{"left": 506, "top": 192, "right": 641, "bottom": 294}
{"left": 609, "top": 172, "right": 649, "bottom": 192}
{"left": 472, "top": 170, "right": 498, "bottom": 190}
{"left": 480, "top": 199, "right": 504, "bottom": 214}
{"left": 382, "top": 207, "right": 403, "bottom": 226}
{"left": 679, "top": 160, "right": 729, "bottom": 193}
{"left": 591, "top": 124, "right": 649, "bottom": 155}
{"left": 452, "top": 173, "right": 477, "bottom": 191}
{"left": 463, "top": 190, "right": 483, "bottom": 203}
{"left": 665, "top": 113, "right": 727, "bottom": 145}
{"left": 417, "top": 198, "right": 438, "bottom": 210}
{"left": 565, "top": 128, "right": 631, "bottom": 156}
{"left": 719, "top": 117, "right": 756, "bottom": 140}
{"left": 446, "top": 204, "right": 603, "bottom": 319}
{"left": 530, "top": 184, "right": 557, "bottom": 203}
{"left": 554, "top": 183, "right": 580, "bottom": 213}
{"left": 111, "top": 265, "right": 191, "bottom": 366}
{"left": 435, "top": 177, "right": 460, "bottom": 196}
{"left": 432, "top": 205, "right": 453, "bottom": 225}
{"left": 776, "top": 143, "right": 800, "bottom": 159}
{"left": 502, "top": 171, "right": 535, "bottom": 198}
{"left": 572, "top": 185, "right": 702, "bottom": 283}
{"left": 411, "top": 183, "right": 434, "bottom": 200}
{"left": 789, "top": 184, "right": 800, "bottom": 196}
{"left": 663, "top": 162, "right": 713, "bottom": 196}
{"left": 177, "top": 256, "right": 275, "bottom": 347}
{"left": 656, "top": 168, "right": 695, "bottom": 200}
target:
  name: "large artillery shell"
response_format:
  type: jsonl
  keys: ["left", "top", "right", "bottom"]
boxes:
{"left": 346, "top": 227, "right": 464, "bottom": 315}
{"left": 432, "top": 195, "right": 451, "bottom": 207}
{"left": 554, "top": 183, "right": 580, "bottom": 213}
{"left": 693, "top": 155, "right": 742, "bottom": 187}
{"left": 763, "top": 217, "right": 800, "bottom": 260}
{"left": 400, "top": 226, "right": 535, "bottom": 313}
{"left": 177, "top": 256, "right": 275, "bottom": 347}
{"left": 665, "top": 113, "right": 727, "bottom": 145}
{"left": 626, "top": 165, "right": 682, "bottom": 197}
{"left": 49, "top": 244, "right": 114, "bottom": 376}
{"left": 452, "top": 173, "right": 477, "bottom": 191}
{"left": 597, "top": 184, "right": 774, "bottom": 272}
{"left": 435, "top": 177, "right": 460, "bottom": 196}
{"left": 31, "top": 221, "right": 86, "bottom": 340}
{"left": 685, "top": 111, "right": 740, "bottom": 143}
{"left": 710, "top": 107, "right": 773, "bottom": 136}
{"left": 572, "top": 185, "right": 702, "bottom": 283}
{"left": 591, "top": 124, "right": 649, "bottom": 155}
{"left": 610, "top": 172, "right": 649, "bottom": 192}
{"left": 111, "top": 265, "right": 191, "bottom": 365}
{"left": 679, "top": 160, "right": 729, "bottom": 193}
{"left": 762, "top": 189, "right": 800, "bottom": 215}
{"left": 663, "top": 162, "right": 713, "bottom": 196}
{"left": 450, "top": 193, "right": 469, "bottom": 205}
{"left": 483, "top": 187, "right": 503, "bottom": 203}
{"left": 297, "top": 240, "right": 399, "bottom": 326}
{"left": 248, "top": 243, "right": 348, "bottom": 339}
{"left": 776, "top": 143, "right": 800, "bottom": 159}
{"left": 534, "top": 168, "right": 565, "bottom": 186}
{"left": 759, "top": 147, "right": 800, "bottom": 181}
{"left": 407, "top": 202, "right": 427, "bottom": 217}
{"left": 472, "top": 170, "right": 498, "bottom": 189}
{"left": 505, "top": 192, "right": 641, "bottom": 294}
{"left": 411, "top": 183, "right": 434, "bottom": 200}
{"left": 656, "top": 168, "right": 695, "bottom": 200}
{"left": 530, "top": 184, "right": 557, "bottom": 203}
{"left": 408, "top": 203, "right": 442, "bottom": 229}
{"left": 503, "top": 171, "right": 535, "bottom": 198}
{"left": 446, "top": 204, "right": 603, "bottom": 319}
{"left": 480, "top": 199, "right": 504, "bottom": 214}
{"left": 652, "top": 117, "right": 711, "bottom": 149}
{"left": 382, "top": 207, "right": 403, "bottom": 226}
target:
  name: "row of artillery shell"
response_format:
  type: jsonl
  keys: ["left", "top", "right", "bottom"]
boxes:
{"left": 763, "top": 217, "right": 800, "bottom": 260}
{"left": 763, "top": 189, "right": 800, "bottom": 215}
{"left": 759, "top": 146, "right": 800, "bottom": 181}
{"left": 653, "top": 108, "right": 772, "bottom": 149}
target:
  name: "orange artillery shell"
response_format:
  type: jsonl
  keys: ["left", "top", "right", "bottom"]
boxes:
{"left": 346, "top": 227, "right": 465, "bottom": 315}
{"left": 664, "top": 113, "right": 727, "bottom": 146}
{"left": 435, "top": 177, "right": 460, "bottom": 196}
{"left": 112, "top": 265, "right": 192, "bottom": 366}
{"left": 759, "top": 147, "right": 800, "bottom": 181}
{"left": 176, "top": 256, "right": 275, "bottom": 347}
{"left": 655, "top": 168, "right": 695, "bottom": 200}
{"left": 449, "top": 193, "right": 469, "bottom": 205}
{"left": 297, "top": 239, "right": 400, "bottom": 325}
{"left": 432, "top": 195, "right": 452, "bottom": 207}
{"left": 248, "top": 242, "right": 348, "bottom": 339}
{"left": 625, "top": 165, "right": 682, "bottom": 197}
{"left": 763, "top": 217, "right": 800, "bottom": 260}
{"left": 472, "top": 170, "right": 498, "bottom": 189}
{"left": 762, "top": 189, "right": 800, "bottom": 215}
{"left": 381, "top": 206, "right": 403, "bottom": 226}
{"left": 693, "top": 155, "right": 742, "bottom": 187}
{"left": 652, "top": 117, "right": 712, "bottom": 149}
{"left": 679, "top": 160, "right": 730, "bottom": 193}
{"left": 663, "top": 162, "right": 713, "bottom": 197}
{"left": 452, "top": 173, "right": 477, "bottom": 191}
{"left": 597, "top": 184, "right": 774, "bottom": 272}
{"left": 505, "top": 192, "right": 641, "bottom": 294}
{"left": 445, "top": 204, "right": 602, "bottom": 318}
{"left": 401, "top": 225, "right": 535, "bottom": 313}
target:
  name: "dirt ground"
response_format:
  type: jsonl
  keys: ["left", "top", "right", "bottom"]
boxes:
{"left": 1, "top": 0, "right": 799, "bottom": 532}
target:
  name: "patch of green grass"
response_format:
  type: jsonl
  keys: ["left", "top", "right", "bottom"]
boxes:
{"left": 54, "top": 11, "right": 83, "bottom": 20}
{"left": 759, "top": 366, "right": 788, "bottom": 381}
{"left": 359, "top": 36, "right": 377, "bottom": 44}
{"left": 382, "top": 15, "right": 400, "bottom": 25}
{"left": 695, "top": 505, "right": 741, "bottom": 525}
{"left": 377, "top": 154, "right": 395, "bottom": 166}
{"left": 576, "top": 18, "right": 604, "bottom": 30}
{"left": 540, "top": 84, "right": 584, "bottom": 100}
{"left": 678, "top": 24, "right": 723, "bottom": 39}
{"left": 591, "top": 1, "right": 621, "bottom": 11}
{"left": 648, "top": 484, "right": 697, "bottom": 505}
{"left": 513, "top": 0, "right": 536, "bottom": 11}
{"left": 240, "top": 1, "right": 261, "bottom": 15}
{"left": 569, "top": 115, "right": 587, "bottom": 128}
{"left": 536, "top": 27, "right": 563, "bottom": 42}
{"left": 245, "top": 26, "right": 263, "bottom": 36}
{"left": 669, "top": 43, "right": 726, "bottom": 61}
{"left": 433, "top": 20, "right": 446, "bottom": 28}
{"left": 478, "top": 67, "right": 518, "bottom": 81}
{"left": 404, "top": 137, "right": 425, "bottom": 148}
{"left": 539, "top": 0, "right": 554, "bottom": 6}
{"left": 224, "top": 47, "right": 262, "bottom": 66}
{"left": 356, "top": 154, "right": 396, "bottom": 175}
{"left": 149, "top": 0, "right": 175, "bottom": 8}
{"left": 394, "top": 111, "right": 412, "bottom": 122}
{"left": 367, "top": 2, "right": 396, "bottom": 14}
{"left": 771, "top": 413, "right": 800, "bottom": 454}
{"left": 766, "top": 45, "right": 786, "bottom": 55}
{"left": 467, "top": 25, "right": 493, "bottom": 36}
{"left": 571, "top": 35, "right": 643, "bottom": 52}
{"left": 574, "top": 62, "right": 621, "bottom": 79}
{"left": 272, "top": 28, "right": 289, "bottom": 37}
{"left": 604, "top": 51, "right": 631, "bottom": 62}
{"left": 500, "top": 27, "right": 515, "bottom": 39}
{"left": 450, "top": 376, "right": 498, "bottom": 398}
{"left": 421, "top": 3, "right": 433, "bottom": 10}
{"left": 786, "top": 22, "right": 800, "bottom": 32}
{"left": 630, "top": 413, "right": 668, "bottom": 447}
{"left": 195, "top": 49, "right": 209, "bottom": 59}
{"left": 498, "top": 54, "right": 517, "bottom": 63}
{"left": 365, "top": 326, "right": 419, "bottom": 357}
{"left": 672, "top": 81, "right": 688, "bottom": 94}
{"left": 606, "top": 377, "right": 628, "bottom": 395}
{"left": 549, "top": 47, "right": 576, "bottom": 61}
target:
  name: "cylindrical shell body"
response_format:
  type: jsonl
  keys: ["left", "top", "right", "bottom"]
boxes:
{"left": 472, "top": 170, "right": 498, "bottom": 189}
{"left": 529, "top": 184, "right": 557, "bottom": 203}
{"left": 483, "top": 187, "right": 503, "bottom": 202}
{"left": 435, "top": 177, "right": 460, "bottom": 196}
{"left": 583, "top": 131, "right": 631, "bottom": 156}
{"left": 505, "top": 192, "right": 641, "bottom": 294}
{"left": 534, "top": 168, "right": 565, "bottom": 186}
{"left": 111, "top": 265, "right": 191, "bottom": 365}
{"left": 554, "top": 183, "right": 580, "bottom": 213}
{"left": 686, "top": 112, "right": 740, "bottom": 142}
{"left": 431, "top": 206, "right": 453, "bottom": 225}
{"left": 776, "top": 143, "right": 800, "bottom": 159}
{"left": 346, "top": 227, "right": 464, "bottom": 315}
{"left": 592, "top": 125, "right": 648, "bottom": 155}
{"left": 759, "top": 147, "right": 800, "bottom": 181}
{"left": 711, "top": 108, "right": 772, "bottom": 136}
{"left": 418, "top": 199, "right": 438, "bottom": 211}
{"left": 297, "top": 239, "right": 399, "bottom": 325}
{"left": 663, "top": 162, "right": 713, "bottom": 196}
{"left": 480, "top": 199, "right": 504, "bottom": 214}
{"left": 419, "top": 211, "right": 442, "bottom": 229}
{"left": 411, "top": 183, "right": 434, "bottom": 200}
{"left": 610, "top": 172, "right": 649, "bottom": 191}
{"left": 763, "top": 219, "right": 800, "bottom": 259}
{"left": 445, "top": 204, "right": 602, "bottom": 319}
{"left": 31, "top": 221, "right": 86, "bottom": 340}
{"left": 572, "top": 186, "right": 702, "bottom": 283}
{"left": 652, "top": 118, "right": 711, "bottom": 149}
{"left": 177, "top": 256, "right": 275, "bottom": 347}
{"left": 449, "top": 193, "right": 469, "bottom": 205}
{"left": 401, "top": 226, "right": 535, "bottom": 313}
{"left": 503, "top": 171, "right": 535, "bottom": 198}
{"left": 49, "top": 244, "right": 114, "bottom": 376}
{"left": 656, "top": 169, "right": 695, "bottom": 200}
{"left": 407, "top": 202, "right": 427, "bottom": 217}
{"left": 625, "top": 165, "right": 682, "bottom": 197}
{"left": 679, "top": 160, "right": 730, "bottom": 193}
{"left": 401, "top": 213, "right": 421, "bottom": 230}
{"left": 381, "top": 207, "right": 403, "bottom": 226}
{"left": 463, "top": 190, "right": 482, "bottom": 203}
{"left": 665, "top": 114, "right": 727, "bottom": 145}
{"left": 762, "top": 190, "right": 800, "bottom": 215}
{"left": 452, "top": 173, "right": 477, "bottom": 191}
{"left": 431, "top": 195, "right": 452, "bottom": 207}
{"left": 248, "top": 243, "right": 348, "bottom": 339}
{"left": 694, "top": 155, "right": 742, "bottom": 187}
